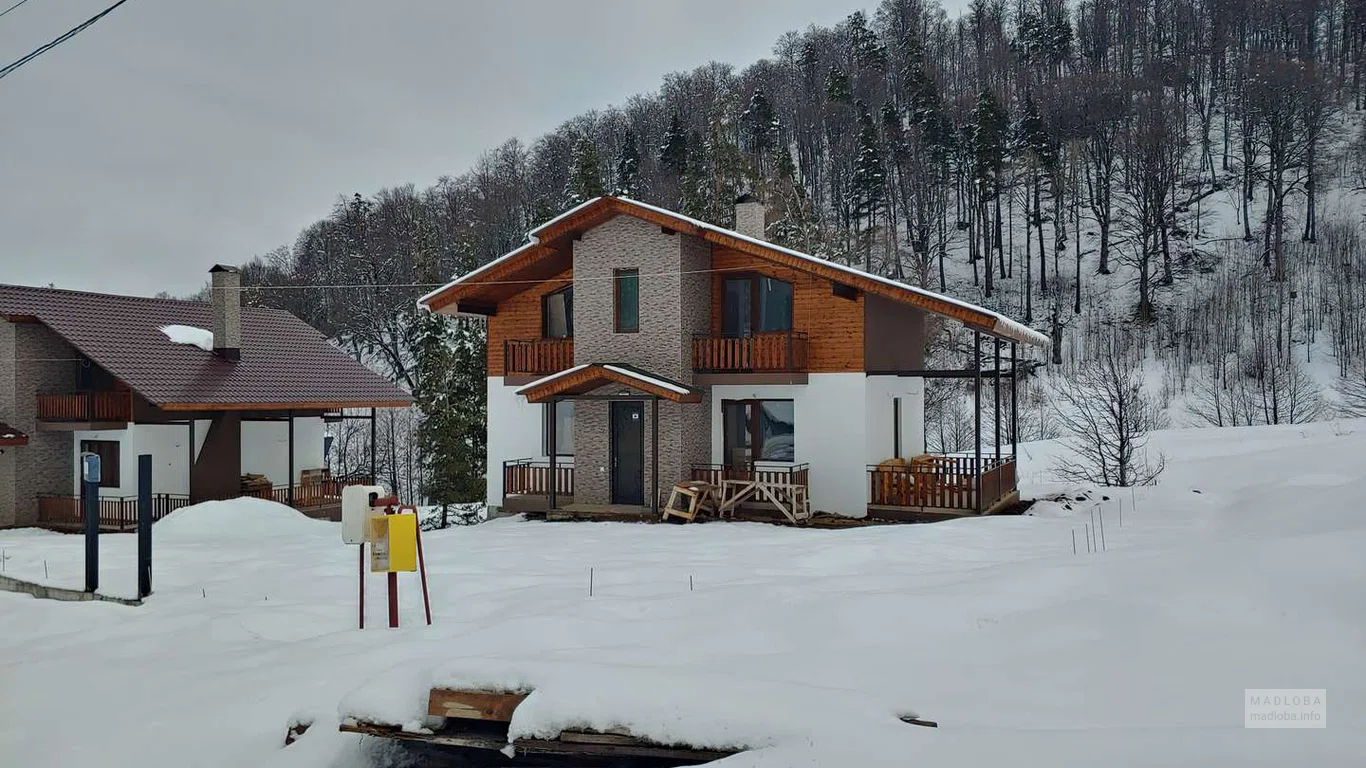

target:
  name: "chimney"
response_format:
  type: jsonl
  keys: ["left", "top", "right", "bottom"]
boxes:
{"left": 209, "top": 264, "right": 241, "bottom": 361}
{"left": 734, "top": 192, "right": 766, "bottom": 242}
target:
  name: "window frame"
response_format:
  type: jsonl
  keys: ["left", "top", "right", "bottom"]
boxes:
{"left": 613, "top": 268, "right": 640, "bottom": 333}
{"left": 541, "top": 285, "right": 574, "bottom": 340}
{"left": 79, "top": 439, "right": 120, "bottom": 489}
{"left": 721, "top": 398, "right": 795, "bottom": 464}
{"left": 720, "top": 273, "right": 793, "bottom": 337}
{"left": 543, "top": 400, "right": 574, "bottom": 458}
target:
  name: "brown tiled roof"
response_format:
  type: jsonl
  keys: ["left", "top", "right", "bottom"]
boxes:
{"left": 0, "top": 421, "right": 28, "bottom": 446}
{"left": 0, "top": 284, "right": 411, "bottom": 411}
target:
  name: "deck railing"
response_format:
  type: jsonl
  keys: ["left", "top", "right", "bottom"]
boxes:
{"left": 691, "top": 332, "right": 809, "bottom": 373}
{"left": 35, "top": 475, "right": 376, "bottom": 531}
{"left": 689, "top": 462, "right": 810, "bottom": 488}
{"left": 36, "top": 391, "right": 133, "bottom": 422}
{"left": 504, "top": 339, "right": 575, "bottom": 376}
{"left": 37, "top": 493, "right": 191, "bottom": 531}
{"left": 867, "top": 456, "right": 1017, "bottom": 512}
{"left": 503, "top": 458, "right": 575, "bottom": 497}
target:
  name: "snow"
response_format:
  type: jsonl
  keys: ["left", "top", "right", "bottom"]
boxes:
{"left": 600, "top": 364, "right": 693, "bottom": 395}
{"left": 512, "top": 363, "right": 591, "bottom": 396}
{"left": 158, "top": 324, "right": 214, "bottom": 352}
{"left": 3, "top": 421, "right": 1365, "bottom": 766}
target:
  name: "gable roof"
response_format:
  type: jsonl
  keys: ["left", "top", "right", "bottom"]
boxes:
{"left": 515, "top": 363, "right": 702, "bottom": 403}
{"left": 0, "top": 284, "right": 411, "bottom": 411}
{"left": 419, "top": 196, "right": 1049, "bottom": 348}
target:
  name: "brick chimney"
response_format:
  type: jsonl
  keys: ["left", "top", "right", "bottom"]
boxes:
{"left": 734, "top": 192, "right": 766, "bottom": 242}
{"left": 209, "top": 264, "right": 241, "bottom": 361}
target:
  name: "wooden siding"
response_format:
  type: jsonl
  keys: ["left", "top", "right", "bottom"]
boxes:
{"left": 486, "top": 268, "right": 572, "bottom": 377}
{"left": 710, "top": 248, "right": 864, "bottom": 373}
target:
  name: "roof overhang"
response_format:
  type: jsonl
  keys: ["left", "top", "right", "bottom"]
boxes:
{"left": 418, "top": 196, "right": 1049, "bottom": 349}
{"left": 156, "top": 399, "right": 412, "bottom": 412}
{"left": 515, "top": 364, "right": 702, "bottom": 404}
{"left": 0, "top": 422, "right": 29, "bottom": 446}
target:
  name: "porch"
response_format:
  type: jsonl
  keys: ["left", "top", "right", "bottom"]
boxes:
{"left": 34, "top": 474, "right": 377, "bottom": 532}
{"left": 867, "top": 455, "right": 1019, "bottom": 520}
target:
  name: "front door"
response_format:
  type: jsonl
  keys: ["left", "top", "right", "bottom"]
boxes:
{"left": 610, "top": 401, "right": 645, "bottom": 505}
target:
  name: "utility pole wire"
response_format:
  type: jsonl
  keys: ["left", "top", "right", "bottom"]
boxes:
{"left": 0, "top": 0, "right": 35, "bottom": 21}
{"left": 0, "top": 0, "right": 132, "bottom": 83}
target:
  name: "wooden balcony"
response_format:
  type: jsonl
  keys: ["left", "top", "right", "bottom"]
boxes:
{"left": 36, "top": 391, "right": 132, "bottom": 423}
{"left": 505, "top": 339, "right": 575, "bottom": 376}
{"left": 690, "top": 462, "right": 810, "bottom": 488}
{"left": 868, "top": 455, "right": 1017, "bottom": 515}
{"left": 501, "top": 458, "right": 574, "bottom": 511}
{"left": 691, "top": 332, "right": 809, "bottom": 374}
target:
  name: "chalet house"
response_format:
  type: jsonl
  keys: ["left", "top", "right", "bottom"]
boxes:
{"left": 0, "top": 266, "right": 411, "bottom": 530}
{"left": 421, "top": 196, "right": 1048, "bottom": 520}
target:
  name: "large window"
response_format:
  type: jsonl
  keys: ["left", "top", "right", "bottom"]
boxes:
{"left": 544, "top": 400, "right": 574, "bottom": 457}
{"left": 79, "top": 439, "right": 120, "bottom": 489}
{"left": 542, "top": 286, "right": 573, "bottom": 339}
{"left": 722, "top": 276, "right": 792, "bottom": 336}
{"left": 614, "top": 269, "right": 639, "bottom": 332}
{"left": 721, "top": 399, "right": 795, "bottom": 466}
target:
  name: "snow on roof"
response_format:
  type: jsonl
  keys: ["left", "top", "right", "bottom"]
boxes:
{"left": 421, "top": 196, "right": 1049, "bottom": 348}
{"left": 600, "top": 364, "right": 693, "bottom": 396}
{"left": 514, "top": 363, "right": 698, "bottom": 401}
{"left": 159, "top": 324, "right": 214, "bottom": 352}
{"left": 513, "top": 364, "right": 591, "bottom": 396}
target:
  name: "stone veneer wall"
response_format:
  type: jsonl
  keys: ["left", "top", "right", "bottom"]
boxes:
{"left": 570, "top": 217, "right": 713, "bottom": 505}
{"left": 0, "top": 319, "right": 15, "bottom": 526}
{"left": 6, "top": 323, "right": 79, "bottom": 527}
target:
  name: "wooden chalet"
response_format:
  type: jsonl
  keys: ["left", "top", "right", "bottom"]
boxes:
{"left": 422, "top": 195, "right": 1048, "bottom": 522}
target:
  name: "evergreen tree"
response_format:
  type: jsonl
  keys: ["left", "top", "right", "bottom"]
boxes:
{"left": 614, "top": 128, "right": 641, "bottom": 197}
{"left": 680, "top": 130, "right": 711, "bottom": 220}
{"left": 564, "top": 135, "right": 606, "bottom": 206}
{"left": 741, "top": 87, "right": 778, "bottom": 160}
{"left": 826, "top": 65, "right": 853, "bottom": 104}
{"left": 659, "top": 113, "right": 689, "bottom": 175}
{"left": 850, "top": 102, "right": 887, "bottom": 225}
{"left": 971, "top": 89, "right": 1008, "bottom": 201}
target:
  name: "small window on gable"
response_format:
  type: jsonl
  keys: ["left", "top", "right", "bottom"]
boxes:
{"left": 542, "top": 286, "right": 573, "bottom": 339}
{"left": 614, "top": 269, "right": 639, "bottom": 333}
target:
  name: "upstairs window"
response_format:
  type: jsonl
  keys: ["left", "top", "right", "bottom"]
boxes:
{"left": 542, "top": 286, "right": 573, "bottom": 339}
{"left": 614, "top": 269, "right": 639, "bottom": 332}
{"left": 722, "top": 276, "right": 792, "bottom": 336}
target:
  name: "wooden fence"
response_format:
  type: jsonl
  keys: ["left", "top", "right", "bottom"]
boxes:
{"left": 691, "top": 332, "right": 809, "bottom": 373}
{"left": 503, "top": 459, "right": 575, "bottom": 497}
{"left": 867, "top": 456, "right": 1017, "bottom": 512}
{"left": 689, "top": 462, "right": 811, "bottom": 488}
{"left": 37, "top": 493, "right": 191, "bottom": 531}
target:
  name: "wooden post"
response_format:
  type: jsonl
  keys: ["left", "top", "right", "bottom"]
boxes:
{"left": 1010, "top": 342, "right": 1018, "bottom": 460}
{"left": 415, "top": 516, "right": 433, "bottom": 626}
{"left": 548, "top": 397, "right": 558, "bottom": 510}
{"left": 287, "top": 410, "right": 295, "bottom": 509}
{"left": 974, "top": 331, "right": 983, "bottom": 515}
{"left": 651, "top": 396, "right": 660, "bottom": 516}
{"left": 994, "top": 342, "right": 1002, "bottom": 467}
{"left": 369, "top": 407, "right": 377, "bottom": 482}
{"left": 387, "top": 505, "right": 399, "bottom": 629}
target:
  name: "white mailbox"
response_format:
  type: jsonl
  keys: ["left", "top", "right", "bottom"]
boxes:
{"left": 341, "top": 484, "right": 386, "bottom": 544}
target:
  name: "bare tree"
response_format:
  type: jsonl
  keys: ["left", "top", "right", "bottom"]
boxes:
{"left": 1051, "top": 333, "right": 1167, "bottom": 486}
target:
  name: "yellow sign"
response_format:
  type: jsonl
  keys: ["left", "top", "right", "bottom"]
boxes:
{"left": 369, "top": 514, "right": 418, "bottom": 573}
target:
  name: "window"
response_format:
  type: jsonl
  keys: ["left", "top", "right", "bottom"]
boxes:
{"left": 544, "top": 400, "right": 574, "bottom": 456}
{"left": 721, "top": 276, "right": 792, "bottom": 336}
{"left": 721, "top": 399, "right": 794, "bottom": 466}
{"left": 614, "top": 269, "right": 639, "bottom": 332}
{"left": 79, "top": 439, "right": 120, "bottom": 489}
{"left": 542, "top": 286, "right": 573, "bottom": 339}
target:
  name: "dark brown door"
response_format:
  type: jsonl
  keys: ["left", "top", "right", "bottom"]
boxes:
{"left": 610, "top": 401, "right": 644, "bottom": 505}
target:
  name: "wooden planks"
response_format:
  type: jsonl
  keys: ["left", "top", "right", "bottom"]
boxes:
{"left": 427, "top": 688, "right": 528, "bottom": 721}
{"left": 485, "top": 267, "right": 571, "bottom": 377}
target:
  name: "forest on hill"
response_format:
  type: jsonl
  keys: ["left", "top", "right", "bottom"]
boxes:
{"left": 238, "top": 0, "right": 1366, "bottom": 504}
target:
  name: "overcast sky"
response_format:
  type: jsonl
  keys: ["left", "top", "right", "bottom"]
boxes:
{"left": 0, "top": 0, "right": 880, "bottom": 297}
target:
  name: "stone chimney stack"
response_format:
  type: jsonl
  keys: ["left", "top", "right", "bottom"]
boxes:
{"left": 209, "top": 264, "right": 241, "bottom": 361}
{"left": 734, "top": 192, "right": 766, "bottom": 242}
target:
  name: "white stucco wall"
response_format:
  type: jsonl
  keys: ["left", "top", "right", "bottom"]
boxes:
{"left": 864, "top": 375, "right": 926, "bottom": 465}
{"left": 709, "top": 373, "right": 868, "bottom": 517}
{"left": 241, "top": 418, "right": 326, "bottom": 485}
{"left": 486, "top": 377, "right": 561, "bottom": 507}
{"left": 73, "top": 417, "right": 324, "bottom": 497}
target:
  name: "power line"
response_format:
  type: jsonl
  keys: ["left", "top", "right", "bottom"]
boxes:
{"left": 0, "top": 0, "right": 35, "bottom": 21}
{"left": 0, "top": 0, "right": 132, "bottom": 83}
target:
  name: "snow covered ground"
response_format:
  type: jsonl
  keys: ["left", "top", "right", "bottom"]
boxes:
{"left": 3, "top": 422, "right": 1365, "bottom": 766}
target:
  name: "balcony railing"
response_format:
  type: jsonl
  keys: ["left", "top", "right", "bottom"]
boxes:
{"left": 867, "top": 456, "right": 1017, "bottom": 512}
{"left": 37, "top": 493, "right": 191, "bottom": 531}
{"left": 690, "top": 462, "right": 810, "bottom": 488}
{"left": 36, "top": 391, "right": 133, "bottom": 422}
{"left": 691, "top": 332, "right": 809, "bottom": 374}
{"left": 503, "top": 458, "right": 574, "bottom": 497}
{"left": 505, "top": 339, "right": 575, "bottom": 376}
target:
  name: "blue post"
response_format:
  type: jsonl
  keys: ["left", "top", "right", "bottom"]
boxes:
{"left": 138, "top": 454, "right": 152, "bottom": 598}
{"left": 81, "top": 453, "right": 100, "bottom": 593}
